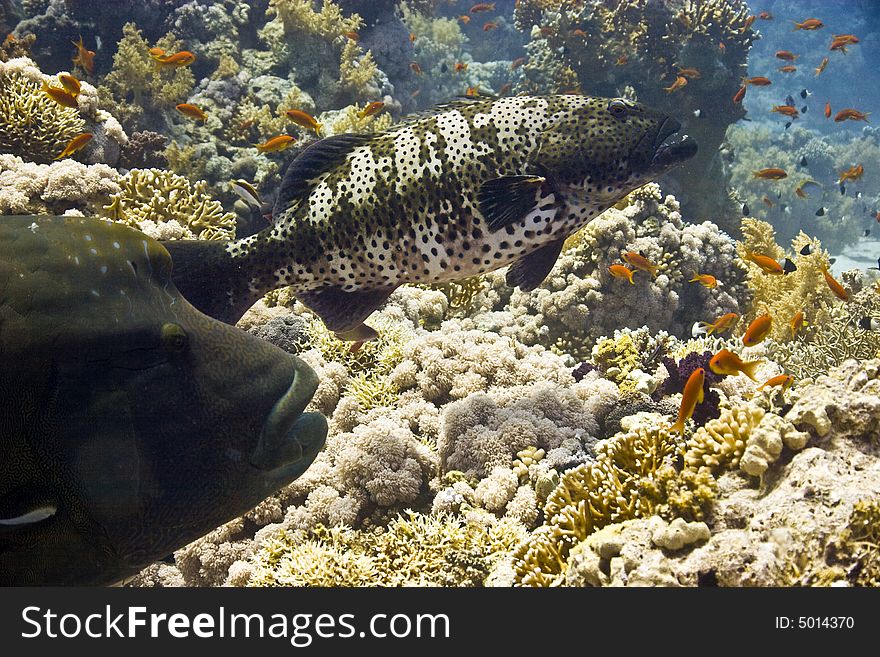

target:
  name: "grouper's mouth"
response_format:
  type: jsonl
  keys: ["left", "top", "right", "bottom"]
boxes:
{"left": 651, "top": 117, "right": 698, "bottom": 168}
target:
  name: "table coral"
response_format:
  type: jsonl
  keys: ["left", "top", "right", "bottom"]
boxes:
{"left": 98, "top": 168, "right": 236, "bottom": 240}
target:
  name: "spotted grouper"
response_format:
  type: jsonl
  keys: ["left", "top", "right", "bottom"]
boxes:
{"left": 166, "top": 95, "right": 697, "bottom": 339}
{"left": 0, "top": 216, "right": 327, "bottom": 585}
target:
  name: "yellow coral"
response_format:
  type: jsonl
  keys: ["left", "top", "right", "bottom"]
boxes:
{"left": 249, "top": 512, "right": 527, "bottom": 587}
{"left": 98, "top": 168, "right": 236, "bottom": 240}
{"left": 338, "top": 38, "right": 378, "bottom": 96}
{"left": 683, "top": 404, "right": 765, "bottom": 472}
{"left": 324, "top": 103, "right": 393, "bottom": 136}
{"left": 425, "top": 275, "right": 486, "bottom": 316}
{"left": 267, "top": 0, "right": 362, "bottom": 39}
{"left": 211, "top": 54, "right": 240, "bottom": 80}
{"left": 0, "top": 65, "right": 87, "bottom": 163}
{"left": 591, "top": 334, "right": 640, "bottom": 386}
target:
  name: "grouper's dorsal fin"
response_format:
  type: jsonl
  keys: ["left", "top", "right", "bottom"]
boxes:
{"left": 273, "top": 133, "right": 373, "bottom": 216}
{"left": 478, "top": 175, "right": 545, "bottom": 231}
{"left": 505, "top": 238, "right": 564, "bottom": 292}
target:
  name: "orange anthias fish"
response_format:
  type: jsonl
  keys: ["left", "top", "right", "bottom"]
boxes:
{"left": 670, "top": 367, "right": 705, "bottom": 435}
{"left": 689, "top": 271, "right": 717, "bottom": 288}
{"left": 700, "top": 312, "right": 738, "bottom": 335}
{"left": 793, "top": 18, "right": 824, "bottom": 30}
{"left": 825, "top": 101, "right": 832, "bottom": 118}
{"left": 58, "top": 73, "right": 81, "bottom": 96}
{"left": 148, "top": 47, "right": 167, "bottom": 59}
{"left": 830, "top": 38, "right": 851, "bottom": 53}
{"left": 790, "top": 310, "right": 806, "bottom": 337}
{"left": 409, "top": 32, "right": 416, "bottom": 44}
{"left": 677, "top": 67, "right": 700, "bottom": 79}
{"left": 465, "top": 86, "right": 481, "bottom": 97}
{"left": 744, "top": 251, "right": 784, "bottom": 274}
{"left": 834, "top": 108, "right": 870, "bottom": 122}
{"left": 822, "top": 267, "right": 849, "bottom": 301}
{"left": 470, "top": 2, "right": 495, "bottom": 12}
{"left": 743, "top": 76, "right": 772, "bottom": 86}
{"left": 71, "top": 36, "right": 95, "bottom": 74}
{"left": 762, "top": 195, "right": 774, "bottom": 208}
{"left": 608, "top": 264, "right": 636, "bottom": 284}
{"left": 758, "top": 11, "right": 773, "bottom": 20}
{"left": 758, "top": 374, "right": 794, "bottom": 393}
{"left": 343, "top": 31, "right": 360, "bottom": 41}
{"left": 733, "top": 85, "right": 747, "bottom": 104}
{"left": 358, "top": 101, "right": 385, "bottom": 119}
{"left": 410, "top": 62, "right": 423, "bottom": 75}
{"left": 663, "top": 76, "right": 688, "bottom": 93}
{"left": 175, "top": 103, "right": 207, "bottom": 121}
{"left": 742, "top": 313, "right": 772, "bottom": 346}
{"left": 832, "top": 34, "right": 860, "bottom": 44}
{"left": 622, "top": 251, "right": 659, "bottom": 277}
{"left": 510, "top": 57, "right": 526, "bottom": 70}
{"left": 154, "top": 51, "right": 196, "bottom": 68}
{"left": 753, "top": 168, "right": 788, "bottom": 180}
{"left": 771, "top": 105, "right": 799, "bottom": 118}
{"left": 615, "top": 55, "right": 628, "bottom": 66}
{"left": 53, "top": 133, "right": 93, "bottom": 160}
{"left": 815, "top": 57, "right": 829, "bottom": 76}
{"left": 498, "top": 82, "right": 512, "bottom": 96}
{"left": 458, "top": 15, "right": 470, "bottom": 25}
{"left": 483, "top": 22, "right": 498, "bottom": 32}
{"left": 710, "top": 349, "right": 762, "bottom": 381}
{"left": 838, "top": 164, "right": 864, "bottom": 184}
{"left": 285, "top": 109, "right": 322, "bottom": 135}
{"left": 775, "top": 50, "right": 798, "bottom": 61}
{"left": 41, "top": 81, "right": 79, "bottom": 109}
{"left": 778, "top": 65, "right": 797, "bottom": 73}
{"left": 255, "top": 135, "right": 296, "bottom": 153}
{"left": 455, "top": 62, "right": 468, "bottom": 73}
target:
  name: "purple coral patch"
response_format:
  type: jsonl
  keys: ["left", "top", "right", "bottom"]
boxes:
{"left": 654, "top": 351, "right": 721, "bottom": 425}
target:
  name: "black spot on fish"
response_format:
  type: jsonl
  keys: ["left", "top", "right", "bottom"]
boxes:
{"left": 441, "top": 63, "right": 448, "bottom": 73}
{"left": 800, "top": 88, "right": 809, "bottom": 99}
{"left": 829, "top": 257, "right": 836, "bottom": 265}
{"left": 801, "top": 105, "right": 808, "bottom": 113}
{"left": 863, "top": 229, "right": 871, "bottom": 237}
{"left": 800, "top": 243, "right": 812, "bottom": 256}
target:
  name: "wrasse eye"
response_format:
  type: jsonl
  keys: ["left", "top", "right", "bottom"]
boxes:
{"left": 608, "top": 99, "right": 629, "bottom": 119}
{"left": 161, "top": 322, "right": 189, "bottom": 352}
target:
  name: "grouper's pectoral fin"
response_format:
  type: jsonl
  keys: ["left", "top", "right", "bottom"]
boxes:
{"left": 477, "top": 175, "right": 546, "bottom": 231}
{"left": 505, "top": 238, "right": 565, "bottom": 292}
{"left": 297, "top": 286, "right": 397, "bottom": 342}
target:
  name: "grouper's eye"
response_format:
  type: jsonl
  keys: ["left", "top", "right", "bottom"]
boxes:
{"left": 608, "top": 99, "right": 630, "bottom": 119}
{"left": 161, "top": 322, "right": 188, "bottom": 352}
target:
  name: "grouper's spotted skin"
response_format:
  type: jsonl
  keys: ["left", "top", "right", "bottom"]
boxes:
{"left": 165, "top": 94, "right": 696, "bottom": 337}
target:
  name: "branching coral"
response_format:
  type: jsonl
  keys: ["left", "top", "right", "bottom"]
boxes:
{"left": 249, "top": 512, "right": 528, "bottom": 587}
{"left": 98, "top": 168, "right": 236, "bottom": 240}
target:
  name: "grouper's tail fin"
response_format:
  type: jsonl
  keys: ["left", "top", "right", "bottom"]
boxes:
{"left": 162, "top": 240, "right": 257, "bottom": 325}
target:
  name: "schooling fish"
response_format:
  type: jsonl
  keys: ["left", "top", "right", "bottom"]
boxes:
{"left": 753, "top": 168, "right": 788, "bottom": 180}
{"left": 822, "top": 266, "right": 849, "bottom": 301}
{"left": 670, "top": 367, "right": 705, "bottom": 435}
{"left": 164, "top": 95, "right": 698, "bottom": 339}
{"left": 744, "top": 251, "right": 784, "bottom": 274}
{"left": 742, "top": 313, "right": 772, "bottom": 346}
{"left": 622, "top": 251, "right": 659, "bottom": 277}
{"left": 285, "top": 109, "right": 323, "bottom": 135}
{"left": 53, "top": 132, "right": 93, "bottom": 160}
{"left": 793, "top": 18, "right": 824, "bottom": 30}
{"left": 689, "top": 271, "right": 717, "bottom": 288}
{"left": 710, "top": 349, "right": 762, "bottom": 381}
{"left": 834, "top": 108, "right": 870, "bottom": 122}
{"left": 816, "top": 57, "right": 829, "bottom": 76}
{"left": 175, "top": 103, "right": 207, "bottom": 121}
{"left": 790, "top": 310, "right": 806, "bottom": 337}
{"left": 255, "top": 134, "right": 296, "bottom": 153}
{"left": 154, "top": 50, "right": 196, "bottom": 68}
{"left": 608, "top": 264, "right": 636, "bottom": 284}
{"left": 699, "top": 312, "right": 738, "bottom": 336}
{"left": 58, "top": 73, "right": 81, "bottom": 96}
{"left": 41, "top": 81, "right": 79, "bottom": 109}
{"left": 71, "top": 36, "right": 95, "bottom": 74}
{"left": 758, "top": 374, "right": 794, "bottom": 393}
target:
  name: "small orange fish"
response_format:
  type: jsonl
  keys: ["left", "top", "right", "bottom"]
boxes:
{"left": 793, "top": 18, "right": 824, "bottom": 30}
{"left": 771, "top": 105, "right": 799, "bottom": 118}
{"left": 455, "top": 62, "right": 468, "bottom": 73}
{"left": 498, "top": 82, "right": 512, "bottom": 95}
{"left": 458, "top": 15, "right": 471, "bottom": 25}
{"left": 410, "top": 89, "right": 421, "bottom": 98}
{"left": 824, "top": 101, "right": 832, "bottom": 118}
{"left": 465, "top": 86, "right": 480, "bottom": 97}
{"left": 511, "top": 57, "right": 526, "bottom": 70}
{"left": 148, "top": 47, "right": 166, "bottom": 59}
{"left": 838, "top": 164, "right": 864, "bottom": 184}
{"left": 483, "top": 21, "right": 498, "bottom": 32}
{"left": 53, "top": 133, "right": 93, "bottom": 160}
{"left": 758, "top": 11, "right": 773, "bottom": 20}
{"left": 615, "top": 55, "right": 628, "bottom": 66}
{"left": 358, "top": 101, "right": 385, "bottom": 119}
{"left": 832, "top": 34, "right": 860, "bottom": 44}
{"left": 753, "top": 168, "right": 788, "bottom": 180}
{"left": 568, "top": 29, "right": 587, "bottom": 38}
{"left": 758, "top": 374, "right": 794, "bottom": 393}
{"left": 762, "top": 195, "right": 774, "bottom": 208}
{"left": 622, "top": 251, "right": 659, "bottom": 277}
{"left": 285, "top": 109, "right": 322, "bottom": 135}
{"left": 409, "top": 32, "right": 416, "bottom": 44}
{"left": 744, "top": 251, "right": 784, "bottom": 273}
{"left": 689, "top": 271, "right": 717, "bottom": 289}
{"left": 815, "top": 57, "right": 829, "bottom": 76}
{"left": 778, "top": 65, "right": 797, "bottom": 73}
{"left": 470, "top": 2, "right": 495, "bottom": 12}
{"left": 822, "top": 267, "right": 849, "bottom": 301}
{"left": 41, "top": 81, "right": 79, "bottom": 109}
{"left": 663, "top": 76, "right": 688, "bottom": 93}
{"left": 830, "top": 38, "right": 850, "bottom": 53}
{"left": 343, "top": 31, "right": 359, "bottom": 41}
{"left": 670, "top": 367, "right": 705, "bottom": 435}
{"left": 58, "top": 73, "right": 81, "bottom": 96}
{"left": 742, "top": 314, "right": 772, "bottom": 346}
{"left": 744, "top": 76, "right": 772, "bottom": 86}
{"left": 677, "top": 67, "right": 701, "bottom": 79}
{"left": 699, "top": 312, "right": 738, "bottom": 336}
{"left": 539, "top": 26, "right": 556, "bottom": 37}
{"left": 410, "top": 62, "right": 423, "bottom": 75}
{"left": 608, "top": 264, "right": 636, "bottom": 284}
{"left": 255, "top": 135, "right": 296, "bottom": 153}
{"left": 733, "top": 85, "right": 747, "bottom": 104}
{"left": 175, "top": 103, "right": 207, "bottom": 121}
{"left": 71, "top": 36, "right": 95, "bottom": 74}
{"left": 154, "top": 51, "right": 196, "bottom": 68}
{"left": 775, "top": 50, "right": 798, "bottom": 61}
{"left": 794, "top": 180, "right": 819, "bottom": 198}
{"left": 710, "top": 349, "right": 762, "bottom": 381}
{"left": 719, "top": 41, "right": 726, "bottom": 54}
{"left": 834, "top": 108, "right": 870, "bottom": 122}
{"left": 790, "top": 311, "right": 806, "bottom": 338}
{"left": 742, "top": 15, "right": 756, "bottom": 32}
